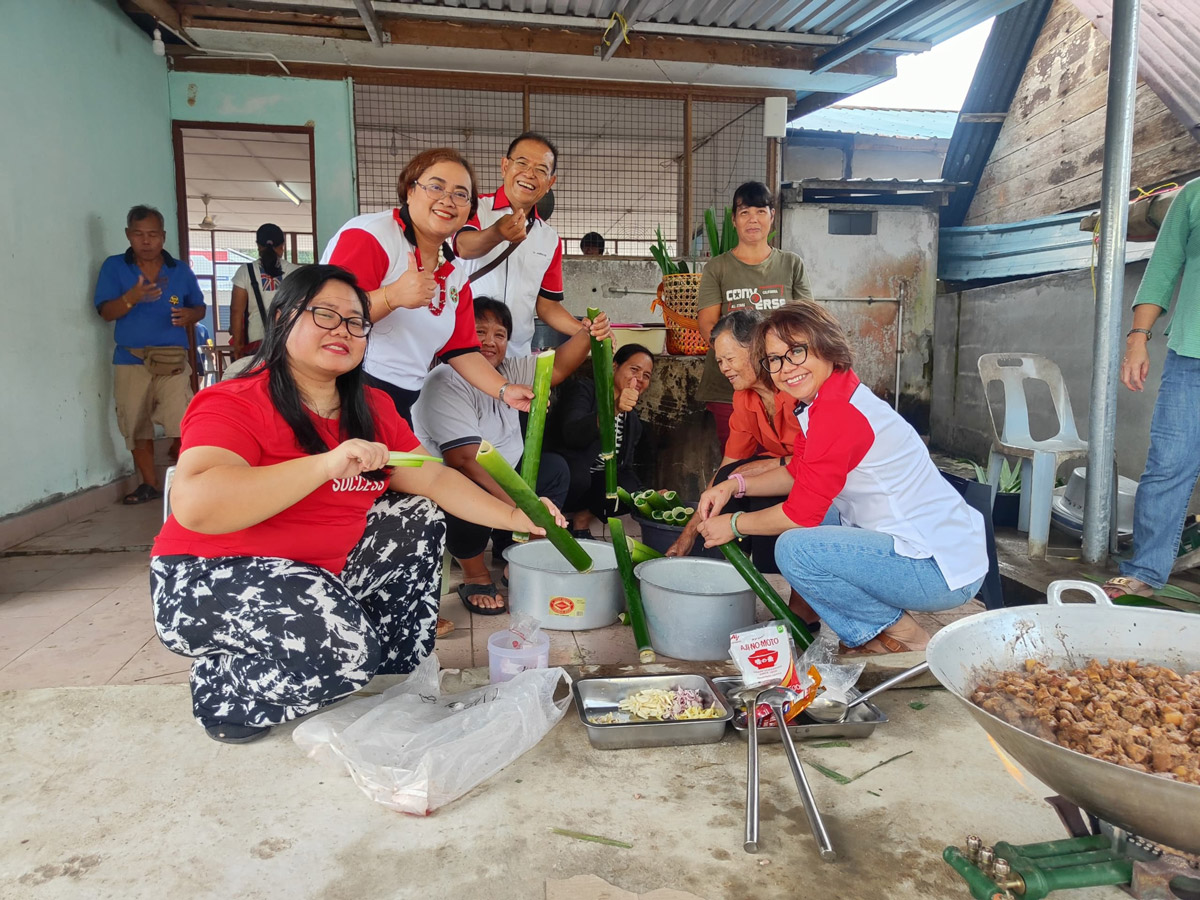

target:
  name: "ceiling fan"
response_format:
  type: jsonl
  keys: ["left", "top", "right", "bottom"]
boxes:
{"left": 197, "top": 195, "right": 217, "bottom": 231}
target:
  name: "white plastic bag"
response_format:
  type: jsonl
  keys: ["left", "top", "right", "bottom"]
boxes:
{"left": 293, "top": 653, "right": 572, "bottom": 815}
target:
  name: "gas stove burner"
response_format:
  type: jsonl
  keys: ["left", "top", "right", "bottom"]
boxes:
{"left": 944, "top": 797, "right": 1200, "bottom": 900}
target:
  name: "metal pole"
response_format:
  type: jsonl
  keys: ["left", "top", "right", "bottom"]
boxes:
{"left": 1082, "top": 0, "right": 1141, "bottom": 563}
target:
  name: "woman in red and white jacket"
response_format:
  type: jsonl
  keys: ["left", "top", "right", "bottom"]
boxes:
{"left": 696, "top": 301, "right": 987, "bottom": 654}
{"left": 320, "top": 147, "right": 534, "bottom": 424}
{"left": 152, "top": 265, "right": 563, "bottom": 744}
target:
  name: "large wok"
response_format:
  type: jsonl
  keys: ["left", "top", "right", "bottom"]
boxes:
{"left": 926, "top": 579, "right": 1200, "bottom": 854}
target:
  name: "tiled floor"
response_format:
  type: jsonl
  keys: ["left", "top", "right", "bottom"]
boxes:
{"left": 0, "top": 501, "right": 982, "bottom": 691}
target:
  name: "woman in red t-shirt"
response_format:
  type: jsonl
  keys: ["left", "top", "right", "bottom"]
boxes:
{"left": 151, "top": 265, "right": 563, "bottom": 744}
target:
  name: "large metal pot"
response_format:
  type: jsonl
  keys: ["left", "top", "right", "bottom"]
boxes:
{"left": 634, "top": 557, "right": 757, "bottom": 660}
{"left": 926, "top": 579, "right": 1200, "bottom": 853}
{"left": 503, "top": 539, "right": 623, "bottom": 631}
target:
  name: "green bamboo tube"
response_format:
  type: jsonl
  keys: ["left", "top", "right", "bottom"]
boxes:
{"left": 633, "top": 496, "right": 656, "bottom": 518}
{"left": 587, "top": 306, "right": 618, "bottom": 511}
{"left": 718, "top": 540, "right": 814, "bottom": 649}
{"left": 616, "top": 486, "right": 636, "bottom": 511}
{"left": 650, "top": 510, "right": 666, "bottom": 522}
{"left": 644, "top": 491, "right": 671, "bottom": 511}
{"left": 476, "top": 441, "right": 593, "bottom": 573}
{"left": 513, "top": 349, "right": 556, "bottom": 542}
{"left": 608, "top": 517, "right": 655, "bottom": 664}
{"left": 626, "top": 537, "right": 664, "bottom": 565}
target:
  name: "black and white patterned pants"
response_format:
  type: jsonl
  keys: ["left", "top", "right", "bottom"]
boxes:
{"left": 150, "top": 492, "right": 445, "bottom": 729}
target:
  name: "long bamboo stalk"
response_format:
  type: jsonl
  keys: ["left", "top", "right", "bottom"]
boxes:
{"left": 476, "top": 441, "right": 593, "bottom": 572}
{"left": 608, "top": 517, "right": 655, "bottom": 663}
{"left": 587, "top": 306, "right": 618, "bottom": 514}
{"left": 513, "top": 349, "right": 556, "bottom": 542}
{"left": 719, "top": 540, "right": 814, "bottom": 649}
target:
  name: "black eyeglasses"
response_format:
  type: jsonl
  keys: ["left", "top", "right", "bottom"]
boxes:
{"left": 305, "top": 306, "right": 372, "bottom": 338}
{"left": 413, "top": 181, "right": 473, "bottom": 207}
{"left": 761, "top": 343, "right": 808, "bottom": 373}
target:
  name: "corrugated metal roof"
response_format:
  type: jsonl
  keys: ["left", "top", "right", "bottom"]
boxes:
{"left": 939, "top": 210, "right": 1156, "bottom": 281}
{"left": 789, "top": 105, "right": 958, "bottom": 138}
{"left": 423, "top": 0, "right": 1027, "bottom": 44}
{"left": 1072, "top": 0, "right": 1200, "bottom": 141}
{"left": 939, "top": 0, "right": 1052, "bottom": 226}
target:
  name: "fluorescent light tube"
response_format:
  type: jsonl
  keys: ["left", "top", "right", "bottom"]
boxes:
{"left": 276, "top": 182, "right": 302, "bottom": 205}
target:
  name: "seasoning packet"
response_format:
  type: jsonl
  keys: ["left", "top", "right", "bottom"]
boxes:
{"left": 729, "top": 620, "right": 822, "bottom": 726}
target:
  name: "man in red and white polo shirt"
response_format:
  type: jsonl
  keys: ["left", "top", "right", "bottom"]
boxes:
{"left": 454, "top": 132, "right": 584, "bottom": 357}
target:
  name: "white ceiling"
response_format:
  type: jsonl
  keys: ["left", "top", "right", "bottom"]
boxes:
{"left": 181, "top": 128, "right": 315, "bottom": 235}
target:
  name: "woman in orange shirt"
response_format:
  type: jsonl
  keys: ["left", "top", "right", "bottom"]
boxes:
{"left": 667, "top": 310, "right": 819, "bottom": 628}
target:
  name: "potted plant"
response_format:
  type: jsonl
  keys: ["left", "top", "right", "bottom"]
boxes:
{"left": 964, "top": 459, "right": 1022, "bottom": 528}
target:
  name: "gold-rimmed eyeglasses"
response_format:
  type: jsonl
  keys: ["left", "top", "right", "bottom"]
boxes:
{"left": 506, "top": 157, "right": 553, "bottom": 180}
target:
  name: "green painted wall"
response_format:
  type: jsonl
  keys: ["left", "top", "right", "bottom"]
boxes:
{"left": 166, "top": 72, "right": 357, "bottom": 251}
{"left": 0, "top": 0, "right": 176, "bottom": 518}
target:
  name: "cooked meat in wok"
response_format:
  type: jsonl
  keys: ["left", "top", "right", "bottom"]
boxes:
{"left": 971, "top": 658, "right": 1200, "bottom": 785}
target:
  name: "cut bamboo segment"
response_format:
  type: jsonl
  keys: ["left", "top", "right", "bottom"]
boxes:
{"left": 587, "top": 306, "right": 618, "bottom": 514}
{"left": 475, "top": 441, "right": 593, "bottom": 572}
{"left": 514, "top": 349, "right": 556, "bottom": 542}
{"left": 387, "top": 452, "right": 443, "bottom": 467}
{"left": 609, "top": 517, "right": 655, "bottom": 664}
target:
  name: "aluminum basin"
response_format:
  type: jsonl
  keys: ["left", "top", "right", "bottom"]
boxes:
{"left": 634, "top": 557, "right": 758, "bottom": 661}
{"left": 503, "top": 539, "right": 622, "bottom": 631}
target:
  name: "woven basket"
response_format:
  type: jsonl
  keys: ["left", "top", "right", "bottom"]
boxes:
{"left": 651, "top": 273, "right": 708, "bottom": 356}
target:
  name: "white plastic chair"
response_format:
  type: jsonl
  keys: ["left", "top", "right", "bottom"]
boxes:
{"left": 977, "top": 354, "right": 1089, "bottom": 559}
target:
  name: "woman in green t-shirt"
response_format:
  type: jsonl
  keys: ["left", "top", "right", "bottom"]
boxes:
{"left": 696, "top": 181, "right": 813, "bottom": 448}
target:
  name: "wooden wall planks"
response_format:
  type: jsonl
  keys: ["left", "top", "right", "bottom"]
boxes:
{"left": 964, "top": 0, "right": 1200, "bottom": 226}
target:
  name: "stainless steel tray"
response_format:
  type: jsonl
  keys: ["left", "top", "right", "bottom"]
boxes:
{"left": 574, "top": 674, "right": 733, "bottom": 750}
{"left": 713, "top": 676, "right": 888, "bottom": 742}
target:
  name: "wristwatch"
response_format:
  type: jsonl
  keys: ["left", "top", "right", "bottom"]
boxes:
{"left": 498, "top": 382, "right": 512, "bottom": 402}
{"left": 1127, "top": 328, "right": 1152, "bottom": 341}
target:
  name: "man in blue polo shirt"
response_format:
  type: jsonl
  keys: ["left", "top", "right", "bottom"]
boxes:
{"left": 94, "top": 205, "right": 205, "bottom": 505}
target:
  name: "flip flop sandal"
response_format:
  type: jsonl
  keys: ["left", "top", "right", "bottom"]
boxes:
{"left": 1102, "top": 576, "right": 1156, "bottom": 599}
{"left": 839, "top": 634, "right": 911, "bottom": 656}
{"left": 456, "top": 581, "right": 507, "bottom": 616}
{"left": 205, "top": 723, "right": 271, "bottom": 744}
{"left": 436, "top": 617, "right": 456, "bottom": 638}
{"left": 122, "top": 483, "right": 162, "bottom": 505}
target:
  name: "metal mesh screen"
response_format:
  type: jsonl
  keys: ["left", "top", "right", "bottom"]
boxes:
{"left": 355, "top": 83, "right": 523, "bottom": 215}
{"left": 354, "top": 82, "right": 765, "bottom": 259}
{"left": 530, "top": 91, "right": 684, "bottom": 257}
{"left": 690, "top": 100, "right": 768, "bottom": 254}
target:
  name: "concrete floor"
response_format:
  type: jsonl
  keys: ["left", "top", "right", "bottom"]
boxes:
{"left": 0, "top": 489, "right": 1135, "bottom": 900}
{"left": 1, "top": 678, "right": 1123, "bottom": 900}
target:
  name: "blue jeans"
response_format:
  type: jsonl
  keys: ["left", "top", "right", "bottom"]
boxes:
{"left": 1120, "top": 349, "right": 1200, "bottom": 588}
{"left": 774, "top": 526, "right": 984, "bottom": 648}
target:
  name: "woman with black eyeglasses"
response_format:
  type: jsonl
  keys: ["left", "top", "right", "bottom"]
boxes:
{"left": 320, "top": 147, "right": 535, "bottom": 424}
{"left": 151, "top": 265, "right": 564, "bottom": 744}
{"left": 696, "top": 301, "right": 988, "bottom": 655}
